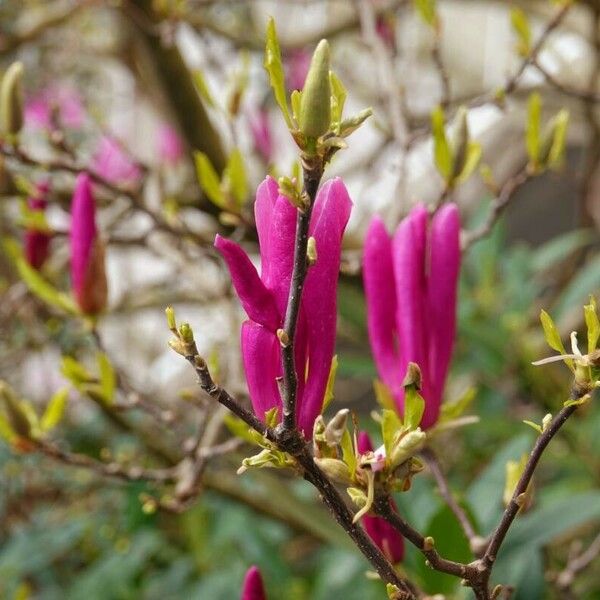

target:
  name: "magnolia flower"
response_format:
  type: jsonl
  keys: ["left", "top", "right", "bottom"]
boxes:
{"left": 285, "top": 49, "right": 311, "bottom": 91}
{"left": 70, "top": 173, "right": 107, "bottom": 314}
{"left": 157, "top": 123, "right": 184, "bottom": 165}
{"left": 24, "top": 181, "right": 51, "bottom": 270}
{"left": 241, "top": 566, "right": 267, "bottom": 600}
{"left": 357, "top": 431, "right": 405, "bottom": 564}
{"left": 91, "top": 136, "right": 142, "bottom": 186}
{"left": 248, "top": 109, "right": 272, "bottom": 164}
{"left": 24, "top": 86, "right": 85, "bottom": 130}
{"left": 215, "top": 176, "right": 352, "bottom": 436}
{"left": 363, "top": 204, "right": 461, "bottom": 429}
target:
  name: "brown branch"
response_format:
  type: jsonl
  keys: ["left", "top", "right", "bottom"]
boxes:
{"left": 181, "top": 334, "right": 414, "bottom": 595}
{"left": 481, "top": 403, "right": 578, "bottom": 572}
{"left": 461, "top": 166, "right": 530, "bottom": 250}
{"left": 421, "top": 447, "right": 481, "bottom": 552}
{"left": 280, "top": 157, "right": 323, "bottom": 432}
{"left": 432, "top": 30, "right": 451, "bottom": 109}
{"left": 555, "top": 531, "right": 600, "bottom": 593}
{"left": 35, "top": 439, "right": 175, "bottom": 484}
{"left": 533, "top": 59, "right": 600, "bottom": 104}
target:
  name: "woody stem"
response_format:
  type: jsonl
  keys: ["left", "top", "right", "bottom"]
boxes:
{"left": 280, "top": 155, "right": 324, "bottom": 432}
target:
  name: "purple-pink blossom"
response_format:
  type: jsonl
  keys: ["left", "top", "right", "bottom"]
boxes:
{"left": 24, "top": 181, "right": 51, "bottom": 270}
{"left": 357, "top": 431, "right": 405, "bottom": 564}
{"left": 285, "top": 49, "right": 311, "bottom": 91}
{"left": 24, "top": 86, "right": 85, "bottom": 130}
{"left": 363, "top": 204, "right": 460, "bottom": 429}
{"left": 91, "top": 136, "right": 142, "bottom": 186}
{"left": 215, "top": 176, "right": 352, "bottom": 436}
{"left": 248, "top": 109, "right": 273, "bottom": 164}
{"left": 157, "top": 123, "right": 184, "bottom": 165}
{"left": 241, "top": 566, "right": 267, "bottom": 600}
{"left": 70, "top": 173, "right": 107, "bottom": 314}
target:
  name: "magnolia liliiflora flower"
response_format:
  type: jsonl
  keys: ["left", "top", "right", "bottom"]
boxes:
{"left": 91, "top": 136, "right": 142, "bottom": 186}
{"left": 24, "top": 181, "right": 51, "bottom": 270}
{"left": 241, "top": 565, "right": 267, "bottom": 600}
{"left": 248, "top": 108, "right": 273, "bottom": 164}
{"left": 70, "top": 173, "right": 108, "bottom": 314}
{"left": 157, "top": 123, "right": 184, "bottom": 165}
{"left": 363, "top": 204, "right": 461, "bottom": 429}
{"left": 215, "top": 176, "right": 352, "bottom": 436}
{"left": 357, "top": 431, "right": 404, "bottom": 564}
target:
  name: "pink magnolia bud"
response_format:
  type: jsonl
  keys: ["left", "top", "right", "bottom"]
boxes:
{"left": 285, "top": 49, "right": 311, "bottom": 91}
{"left": 91, "top": 136, "right": 142, "bottom": 186}
{"left": 24, "top": 181, "right": 51, "bottom": 270}
{"left": 241, "top": 566, "right": 267, "bottom": 600}
{"left": 357, "top": 431, "right": 405, "bottom": 564}
{"left": 24, "top": 85, "right": 85, "bottom": 130}
{"left": 215, "top": 176, "right": 352, "bottom": 437}
{"left": 248, "top": 109, "right": 273, "bottom": 164}
{"left": 375, "top": 14, "right": 396, "bottom": 51}
{"left": 363, "top": 204, "right": 461, "bottom": 429}
{"left": 157, "top": 123, "right": 184, "bottom": 165}
{"left": 70, "top": 173, "right": 108, "bottom": 314}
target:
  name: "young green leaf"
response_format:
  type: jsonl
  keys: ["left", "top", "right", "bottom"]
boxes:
{"left": 194, "top": 152, "right": 225, "bottom": 208}
{"left": 340, "top": 428, "right": 356, "bottom": 475}
{"left": 510, "top": 8, "right": 531, "bottom": 56}
{"left": 413, "top": 0, "right": 437, "bottom": 27}
{"left": 0, "top": 410, "right": 16, "bottom": 444}
{"left": 192, "top": 69, "right": 215, "bottom": 108}
{"left": 97, "top": 352, "right": 115, "bottom": 405}
{"left": 584, "top": 296, "right": 599, "bottom": 354}
{"left": 264, "top": 18, "right": 292, "bottom": 128}
{"left": 224, "top": 149, "right": 248, "bottom": 208}
{"left": 61, "top": 356, "right": 92, "bottom": 386}
{"left": 373, "top": 379, "right": 396, "bottom": 412}
{"left": 322, "top": 355, "right": 339, "bottom": 412}
{"left": 526, "top": 92, "right": 542, "bottom": 165}
{"left": 2, "top": 238, "right": 78, "bottom": 315}
{"left": 547, "top": 109, "right": 569, "bottom": 169}
{"left": 431, "top": 105, "right": 453, "bottom": 182}
{"left": 40, "top": 387, "right": 69, "bottom": 431}
{"left": 539, "top": 309, "right": 574, "bottom": 371}
{"left": 456, "top": 141, "right": 482, "bottom": 184}
{"left": 329, "top": 71, "right": 347, "bottom": 133}
{"left": 404, "top": 387, "right": 425, "bottom": 430}
{"left": 381, "top": 408, "right": 403, "bottom": 460}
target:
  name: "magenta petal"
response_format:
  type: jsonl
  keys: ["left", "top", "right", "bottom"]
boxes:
{"left": 298, "top": 178, "right": 352, "bottom": 436}
{"left": 392, "top": 205, "right": 429, "bottom": 417}
{"left": 215, "top": 235, "right": 280, "bottom": 332}
{"left": 263, "top": 194, "right": 297, "bottom": 312}
{"left": 362, "top": 509, "right": 405, "bottom": 564}
{"left": 241, "top": 322, "right": 281, "bottom": 422}
{"left": 241, "top": 565, "right": 267, "bottom": 600}
{"left": 357, "top": 430, "right": 374, "bottom": 454}
{"left": 363, "top": 217, "right": 401, "bottom": 393}
{"left": 254, "top": 176, "right": 279, "bottom": 278}
{"left": 425, "top": 203, "right": 460, "bottom": 427}
{"left": 356, "top": 432, "right": 404, "bottom": 563}
{"left": 70, "top": 173, "right": 97, "bottom": 299}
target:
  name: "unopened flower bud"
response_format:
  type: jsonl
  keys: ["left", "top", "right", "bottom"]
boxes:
{"left": 0, "top": 62, "right": 24, "bottom": 138}
{"left": 0, "top": 382, "right": 31, "bottom": 439}
{"left": 307, "top": 236, "right": 317, "bottom": 266}
{"left": 299, "top": 40, "right": 331, "bottom": 140}
{"left": 314, "top": 456, "right": 352, "bottom": 484}
{"left": 402, "top": 362, "right": 422, "bottom": 390}
{"left": 389, "top": 428, "right": 426, "bottom": 468}
{"left": 451, "top": 106, "right": 469, "bottom": 179}
{"left": 165, "top": 306, "right": 177, "bottom": 332}
{"left": 324, "top": 408, "right": 349, "bottom": 446}
{"left": 178, "top": 322, "right": 194, "bottom": 344}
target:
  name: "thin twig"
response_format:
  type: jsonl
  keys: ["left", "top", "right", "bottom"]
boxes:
{"left": 461, "top": 166, "right": 530, "bottom": 250}
{"left": 280, "top": 157, "right": 323, "bottom": 432}
{"left": 555, "top": 531, "right": 600, "bottom": 592}
{"left": 421, "top": 447, "right": 480, "bottom": 550}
